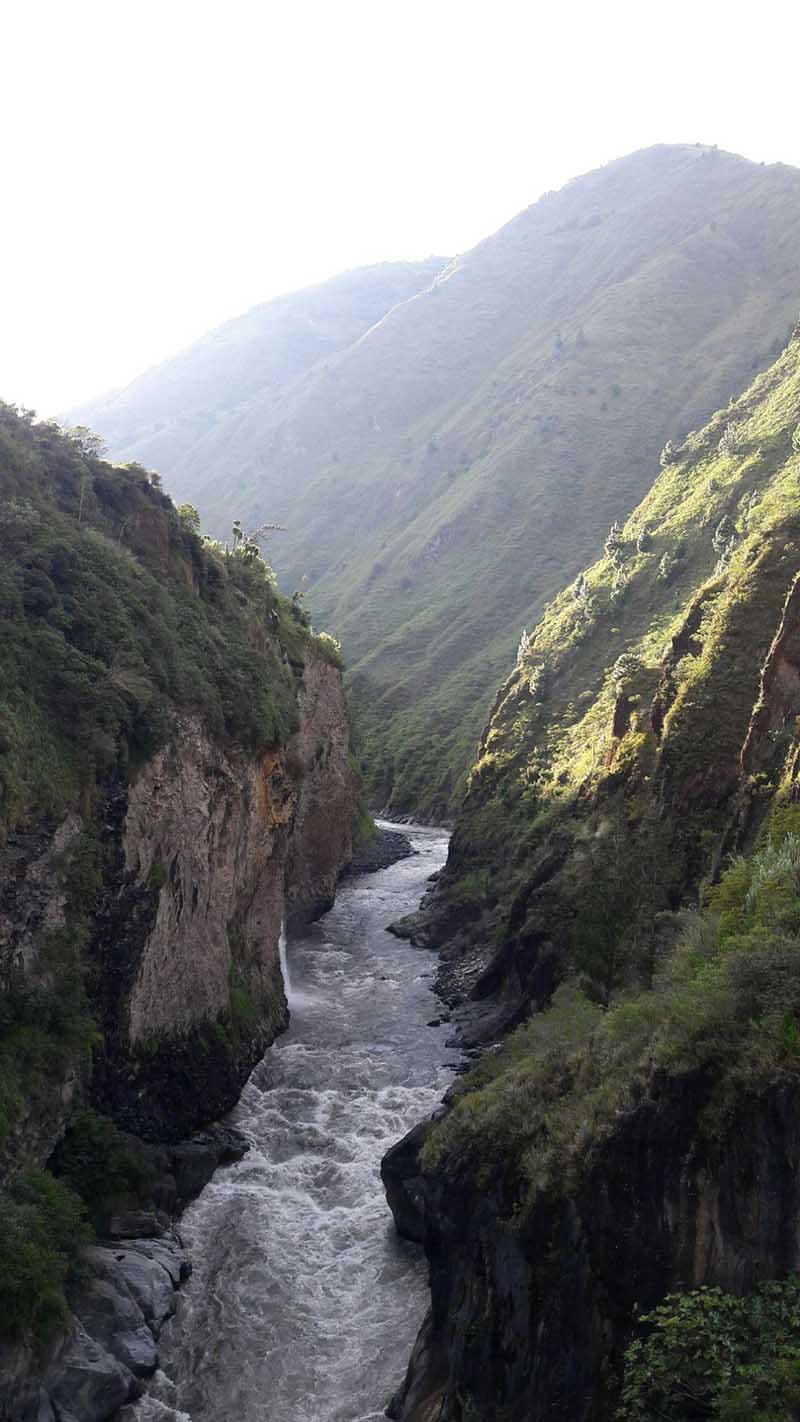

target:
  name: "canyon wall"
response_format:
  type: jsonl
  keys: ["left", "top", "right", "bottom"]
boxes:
{"left": 383, "top": 332, "right": 800, "bottom": 1418}
{"left": 385, "top": 1080, "right": 800, "bottom": 1422}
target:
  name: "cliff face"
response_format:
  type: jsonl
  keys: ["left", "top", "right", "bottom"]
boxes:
{"left": 385, "top": 1081, "right": 800, "bottom": 1422}
{"left": 0, "top": 814, "right": 87, "bottom": 1180}
{"left": 382, "top": 333, "right": 800, "bottom": 1419}
{"left": 1, "top": 648, "right": 357, "bottom": 1150}
{"left": 88, "top": 646, "right": 358, "bottom": 1140}
{"left": 285, "top": 652, "right": 360, "bottom": 929}
{"left": 0, "top": 403, "right": 360, "bottom": 1156}
{"left": 0, "top": 403, "right": 360, "bottom": 1417}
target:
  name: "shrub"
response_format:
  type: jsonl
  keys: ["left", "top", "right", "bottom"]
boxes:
{"left": 0, "top": 1170, "right": 92, "bottom": 1339}
{"left": 718, "top": 422, "right": 744, "bottom": 457}
{"left": 421, "top": 819, "right": 800, "bottom": 1202}
{"left": 618, "top": 1280, "right": 800, "bottom": 1421}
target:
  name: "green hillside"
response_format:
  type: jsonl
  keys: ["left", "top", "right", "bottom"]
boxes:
{"left": 77, "top": 145, "right": 800, "bottom": 818}
{"left": 68, "top": 259, "right": 446, "bottom": 475}
{"left": 391, "top": 326, "right": 800, "bottom": 1422}
{"left": 433, "top": 323, "right": 800, "bottom": 1028}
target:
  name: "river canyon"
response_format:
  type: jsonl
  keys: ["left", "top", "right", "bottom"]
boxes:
{"left": 128, "top": 824, "right": 456, "bottom": 1422}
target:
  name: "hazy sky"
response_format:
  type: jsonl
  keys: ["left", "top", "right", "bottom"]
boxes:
{"left": 3, "top": 0, "right": 800, "bottom": 415}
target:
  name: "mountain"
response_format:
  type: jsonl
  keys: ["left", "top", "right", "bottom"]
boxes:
{"left": 73, "top": 145, "right": 800, "bottom": 817}
{"left": 382, "top": 326, "right": 800, "bottom": 1419}
{"left": 68, "top": 258, "right": 447, "bottom": 474}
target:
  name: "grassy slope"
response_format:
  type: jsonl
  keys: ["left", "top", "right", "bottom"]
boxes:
{"left": 75, "top": 145, "right": 800, "bottom": 818}
{"left": 436, "top": 328, "right": 800, "bottom": 1013}
{"left": 68, "top": 259, "right": 447, "bottom": 477}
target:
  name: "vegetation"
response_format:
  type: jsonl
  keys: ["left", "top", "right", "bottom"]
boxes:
{"left": 435, "top": 321, "right": 800, "bottom": 1037}
{"left": 73, "top": 146, "right": 800, "bottom": 817}
{"left": 0, "top": 401, "right": 335, "bottom": 836}
{"left": 618, "top": 1281, "right": 800, "bottom": 1421}
{"left": 0, "top": 1170, "right": 92, "bottom": 1339}
{"left": 422, "top": 814, "right": 800, "bottom": 1201}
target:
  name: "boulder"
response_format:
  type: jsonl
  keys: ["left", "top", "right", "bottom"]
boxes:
{"left": 72, "top": 1277, "right": 157, "bottom": 1378}
{"left": 84, "top": 1247, "right": 176, "bottom": 1335}
{"left": 124, "top": 1232, "right": 191, "bottom": 1286}
{"left": 45, "top": 1322, "right": 138, "bottom": 1420}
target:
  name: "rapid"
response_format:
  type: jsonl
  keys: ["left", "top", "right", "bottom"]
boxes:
{"left": 132, "top": 823, "right": 457, "bottom": 1422}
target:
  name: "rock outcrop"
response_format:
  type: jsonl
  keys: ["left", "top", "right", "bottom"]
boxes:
{"left": 87, "top": 645, "right": 358, "bottom": 1140}
{"left": 385, "top": 1081, "right": 800, "bottom": 1422}
{"left": 0, "top": 1229, "right": 190, "bottom": 1422}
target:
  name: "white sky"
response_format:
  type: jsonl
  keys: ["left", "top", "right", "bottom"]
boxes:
{"left": 2, "top": 0, "right": 800, "bottom": 415}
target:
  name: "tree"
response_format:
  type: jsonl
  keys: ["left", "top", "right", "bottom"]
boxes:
{"left": 657, "top": 551, "right": 677, "bottom": 583}
{"left": 177, "top": 503, "right": 201, "bottom": 533}
{"left": 718, "top": 422, "right": 743, "bottom": 457}
{"left": 517, "top": 628, "right": 534, "bottom": 665}
{"left": 65, "top": 425, "right": 107, "bottom": 459}
{"left": 611, "top": 652, "right": 641, "bottom": 692}
{"left": 712, "top": 515, "right": 734, "bottom": 554}
{"left": 618, "top": 1281, "right": 800, "bottom": 1422}
{"left": 605, "top": 521, "right": 625, "bottom": 567}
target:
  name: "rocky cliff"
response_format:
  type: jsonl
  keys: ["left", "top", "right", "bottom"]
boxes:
{"left": 384, "top": 329, "right": 800, "bottom": 1417}
{"left": 0, "top": 403, "right": 359, "bottom": 1415}
{"left": 417, "top": 323, "right": 800, "bottom": 1040}
{"left": 384, "top": 1078, "right": 800, "bottom": 1422}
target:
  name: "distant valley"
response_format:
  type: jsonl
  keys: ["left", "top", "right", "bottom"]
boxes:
{"left": 72, "top": 144, "right": 800, "bottom": 817}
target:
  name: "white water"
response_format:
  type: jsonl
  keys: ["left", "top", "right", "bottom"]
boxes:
{"left": 133, "top": 824, "right": 456, "bottom": 1422}
{"left": 278, "top": 920, "right": 291, "bottom": 998}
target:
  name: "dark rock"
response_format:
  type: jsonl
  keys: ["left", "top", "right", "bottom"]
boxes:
{"left": 45, "top": 1323, "right": 139, "bottom": 1421}
{"left": 385, "top": 911, "right": 435, "bottom": 948}
{"left": 342, "top": 826, "right": 416, "bottom": 878}
{"left": 72, "top": 1276, "right": 156, "bottom": 1378}
{"left": 381, "top": 1120, "right": 432, "bottom": 1245}
{"left": 107, "top": 1209, "right": 165, "bottom": 1240}
{"left": 124, "top": 1232, "right": 191, "bottom": 1286}
{"left": 84, "top": 1247, "right": 176, "bottom": 1337}
{"left": 169, "top": 1122, "right": 248, "bottom": 1206}
{"left": 390, "top": 1078, "right": 800, "bottom": 1421}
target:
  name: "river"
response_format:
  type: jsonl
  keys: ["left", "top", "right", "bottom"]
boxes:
{"left": 133, "top": 823, "right": 456, "bottom": 1422}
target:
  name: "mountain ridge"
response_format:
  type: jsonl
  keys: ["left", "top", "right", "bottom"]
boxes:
{"left": 72, "top": 144, "right": 800, "bottom": 817}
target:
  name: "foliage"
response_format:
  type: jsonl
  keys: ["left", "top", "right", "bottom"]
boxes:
{"left": 421, "top": 824, "right": 800, "bottom": 1201}
{"left": 0, "top": 925, "right": 98, "bottom": 1148}
{"left": 0, "top": 402, "right": 337, "bottom": 836}
{"left": 618, "top": 1280, "right": 800, "bottom": 1421}
{"left": 0, "top": 1170, "right": 92, "bottom": 1339}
